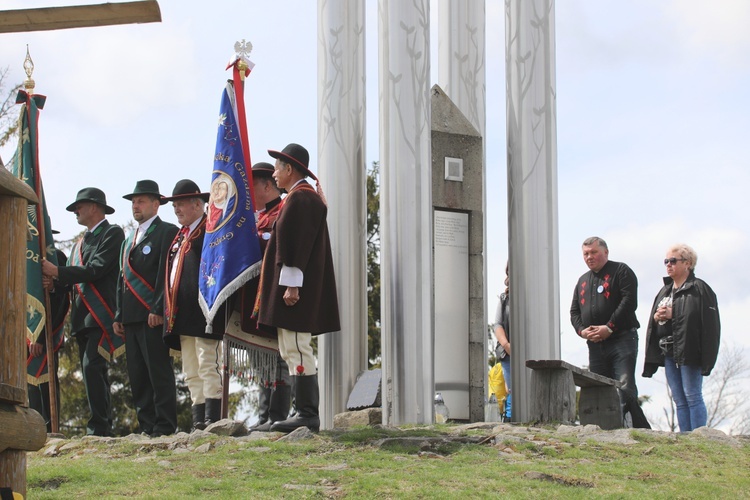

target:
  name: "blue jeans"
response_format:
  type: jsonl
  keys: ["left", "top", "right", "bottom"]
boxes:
{"left": 664, "top": 357, "right": 706, "bottom": 432}
{"left": 588, "top": 329, "right": 651, "bottom": 429}
{"left": 500, "top": 357, "right": 511, "bottom": 418}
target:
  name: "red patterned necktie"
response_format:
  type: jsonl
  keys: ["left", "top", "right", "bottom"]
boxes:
{"left": 177, "top": 226, "right": 189, "bottom": 244}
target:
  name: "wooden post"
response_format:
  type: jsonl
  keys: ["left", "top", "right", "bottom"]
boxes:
{"left": 529, "top": 367, "right": 577, "bottom": 424}
{"left": 0, "top": 167, "right": 46, "bottom": 498}
{"left": 578, "top": 386, "right": 623, "bottom": 430}
{"left": 526, "top": 359, "right": 624, "bottom": 429}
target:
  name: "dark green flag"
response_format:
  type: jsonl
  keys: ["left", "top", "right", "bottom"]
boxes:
{"left": 10, "top": 89, "right": 61, "bottom": 384}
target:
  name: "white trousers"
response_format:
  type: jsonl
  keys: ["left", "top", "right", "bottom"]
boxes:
{"left": 277, "top": 329, "right": 316, "bottom": 376}
{"left": 180, "top": 336, "right": 222, "bottom": 405}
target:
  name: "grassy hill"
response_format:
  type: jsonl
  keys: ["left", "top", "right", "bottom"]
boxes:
{"left": 28, "top": 423, "right": 750, "bottom": 498}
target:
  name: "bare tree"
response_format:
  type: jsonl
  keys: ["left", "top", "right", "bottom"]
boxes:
{"left": 0, "top": 66, "right": 23, "bottom": 149}
{"left": 705, "top": 342, "right": 750, "bottom": 434}
{"left": 661, "top": 383, "right": 678, "bottom": 433}
{"left": 653, "top": 343, "right": 749, "bottom": 434}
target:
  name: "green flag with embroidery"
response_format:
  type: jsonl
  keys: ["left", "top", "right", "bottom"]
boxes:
{"left": 10, "top": 89, "right": 60, "bottom": 355}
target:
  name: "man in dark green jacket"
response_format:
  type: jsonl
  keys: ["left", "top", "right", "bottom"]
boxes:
{"left": 113, "top": 180, "right": 179, "bottom": 437}
{"left": 43, "top": 187, "right": 125, "bottom": 436}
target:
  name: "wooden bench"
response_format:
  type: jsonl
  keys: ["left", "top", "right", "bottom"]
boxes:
{"left": 526, "top": 359, "right": 623, "bottom": 430}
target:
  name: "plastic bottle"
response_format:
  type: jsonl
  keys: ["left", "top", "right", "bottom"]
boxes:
{"left": 434, "top": 392, "right": 450, "bottom": 423}
{"left": 486, "top": 393, "right": 499, "bottom": 422}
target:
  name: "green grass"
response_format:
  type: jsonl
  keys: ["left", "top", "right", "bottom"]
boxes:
{"left": 27, "top": 425, "right": 750, "bottom": 498}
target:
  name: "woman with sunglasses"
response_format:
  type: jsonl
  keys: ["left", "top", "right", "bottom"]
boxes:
{"left": 643, "top": 244, "right": 721, "bottom": 432}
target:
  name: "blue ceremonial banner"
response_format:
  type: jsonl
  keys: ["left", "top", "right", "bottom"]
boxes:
{"left": 199, "top": 80, "right": 262, "bottom": 325}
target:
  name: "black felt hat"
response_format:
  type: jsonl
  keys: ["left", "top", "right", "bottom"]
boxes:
{"left": 251, "top": 162, "right": 275, "bottom": 179}
{"left": 122, "top": 179, "right": 168, "bottom": 205}
{"left": 163, "top": 179, "right": 210, "bottom": 202}
{"left": 268, "top": 143, "right": 317, "bottom": 181}
{"left": 66, "top": 187, "right": 115, "bottom": 214}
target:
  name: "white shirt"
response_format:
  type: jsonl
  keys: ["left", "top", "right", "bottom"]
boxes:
{"left": 135, "top": 214, "right": 158, "bottom": 245}
{"left": 169, "top": 217, "right": 204, "bottom": 287}
{"left": 88, "top": 218, "right": 106, "bottom": 234}
{"left": 278, "top": 179, "right": 307, "bottom": 288}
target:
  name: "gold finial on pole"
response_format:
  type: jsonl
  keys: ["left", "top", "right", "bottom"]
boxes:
{"left": 233, "top": 39, "right": 252, "bottom": 81}
{"left": 23, "top": 45, "right": 35, "bottom": 93}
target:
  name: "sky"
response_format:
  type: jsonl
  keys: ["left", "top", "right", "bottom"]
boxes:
{"left": 2, "top": 0, "right": 748, "bottom": 431}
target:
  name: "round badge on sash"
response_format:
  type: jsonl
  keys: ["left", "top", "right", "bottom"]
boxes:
{"left": 142, "top": 245, "right": 152, "bottom": 255}
{"left": 597, "top": 285, "right": 604, "bottom": 293}
{"left": 262, "top": 232, "right": 271, "bottom": 240}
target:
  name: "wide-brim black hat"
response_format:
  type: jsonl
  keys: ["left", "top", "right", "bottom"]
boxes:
{"left": 123, "top": 179, "right": 168, "bottom": 205}
{"left": 162, "top": 179, "right": 210, "bottom": 202}
{"left": 66, "top": 187, "right": 115, "bottom": 214}
{"left": 268, "top": 143, "right": 317, "bottom": 181}
{"left": 251, "top": 162, "right": 275, "bottom": 178}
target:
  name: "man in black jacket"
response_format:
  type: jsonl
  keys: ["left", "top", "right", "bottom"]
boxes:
{"left": 42, "top": 187, "right": 125, "bottom": 436}
{"left": 570, "top": 236, "right": 651, "bottom": 429}
{"left": 114, "top": 180, "right": 179, "bottom": 437}
{"left": 163, "top": 180, "right": 226, "bottom": 430}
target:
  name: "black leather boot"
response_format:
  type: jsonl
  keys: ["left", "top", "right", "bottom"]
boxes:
{"left": 253, "top": 384, "right": 292, "bottom": 432}
{"left": 269, "top": 383, "right": 292, "bottom": 422}
{"left": 191, "top": 404, "right": 206, "bottom": 431}
{"left": 249, "top": 386, "right": 272, "bottom": 431}
{"left": 204, "top": 398, "right": 222, "bottom": 426}
{"left": 270, "top": 375, "right": 319, "bottom": 433}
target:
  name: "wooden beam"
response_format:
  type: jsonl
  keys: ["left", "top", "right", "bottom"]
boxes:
{"left": 0, "top": 1, "right": 161, "bottom": 34}
{"left": 0, "top": 167, "right": 38, "bottom": 204}
{"left": 0, "top": 404, "right": 47, "bottom": 453}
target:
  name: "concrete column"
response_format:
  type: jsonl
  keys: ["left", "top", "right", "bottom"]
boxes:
{"left": 437, "top": 0, "right": 487, "bottom": 421}
{"left": 438, "top": 0, "right": 486, "bottom": 137}
{"left": 378, "top": 0, "right": 433, "bottom": 425}
{"left": 317, "top": 0, "right": 367, "bottom": 430}
{"left": 505, "top": 0, "right": 560, "bottom": 422}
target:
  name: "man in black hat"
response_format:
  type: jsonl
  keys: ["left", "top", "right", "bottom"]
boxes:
{"left": 113, "top": 180, "right": 179, "bottom": 437}
{"left": 258, "top": 144, "right": 340, "bottom": 433}
{"left": 236, "top": 162, "right": 292, "bottom": 431}
{"left": 42, "top": 187, "right": 125, "bottom": 436}
{"left": 162, "top": 179, "right": 226, "bottom": 430}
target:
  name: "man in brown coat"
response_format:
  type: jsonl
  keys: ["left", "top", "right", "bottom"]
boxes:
{"left": 258, "top": 143, "right": 340, "bottom": 433}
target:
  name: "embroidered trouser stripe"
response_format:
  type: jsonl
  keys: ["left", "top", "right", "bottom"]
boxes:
{"left": 278, "top": 329, "right": 316, "bottom": 376}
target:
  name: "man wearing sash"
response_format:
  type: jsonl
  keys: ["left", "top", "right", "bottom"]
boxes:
{"left": 258, "top": 144, "right": 340, "bottom": 433}
{"left": 42, "top": 187, "right": 125, "bottom": 436}
{"left": 163, "top": 179, "right": 227, "bottom": 430}
{"left": 113, "top": 180, "right": 179, "bottom": 437}
{"left": 239, "top": 162, "right": 291, "bottom": 431}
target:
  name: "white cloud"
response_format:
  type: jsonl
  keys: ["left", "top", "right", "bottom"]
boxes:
{"left": 56, "top": 26, "right": 198, "bottom": 125}
{"left": 717, "top": 297, "right": 750, "bottom": 349}
{"left": 664, "top": 0, "right": 750, "bottom": 67}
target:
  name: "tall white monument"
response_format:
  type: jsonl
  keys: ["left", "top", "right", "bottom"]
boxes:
{"left": 317, "top": 0, "right": 368, "bottom": 430}
{"left": 378, "top": 0, "right": 433, "bottom": 425}
{"left": 505, "top": 0, "right": 561, "bottom": 422}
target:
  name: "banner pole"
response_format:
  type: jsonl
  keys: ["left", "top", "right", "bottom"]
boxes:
{"left": 23, "top": 47, "right": 59, "bottom": 434}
